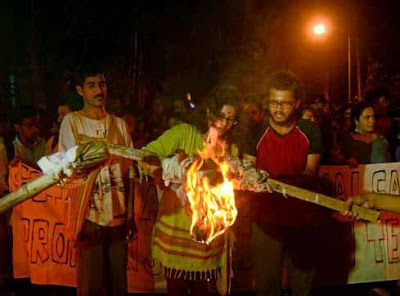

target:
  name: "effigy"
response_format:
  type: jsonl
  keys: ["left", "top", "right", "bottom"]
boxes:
{"left": 0, "top": 140, "right": 384, "bottom": 244}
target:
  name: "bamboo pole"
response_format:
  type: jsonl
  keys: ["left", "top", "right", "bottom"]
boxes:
{"left": 0, "top": 139, "right": 384, "bottom": 222}
{"left": 0, "top": 175, "right": 58, "bottom": 213}
{"left": 78, "top": 134, "right": 153, "bottom": 161}
{"left": 0, "top": 141, "right": 109, "bottom": 214}
{"left": 266, "top": 179, "right": 380, "bottom": 222}
{"left": 78, "top": 138, "right": 382, "bottom": 222}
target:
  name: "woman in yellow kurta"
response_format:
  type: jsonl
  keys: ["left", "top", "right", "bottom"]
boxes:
{"left": 143, "top": 94, "right": 239, "bottom": 295}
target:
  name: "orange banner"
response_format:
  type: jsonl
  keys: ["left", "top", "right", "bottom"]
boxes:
{"left": 10, "top": 162, "right": 79, "bottom": 287}
{"left": 12, "top": 162, "right": 400, "bottom": 292}
{"left": 10, "top": 162, "right": 166, "bottom": 292}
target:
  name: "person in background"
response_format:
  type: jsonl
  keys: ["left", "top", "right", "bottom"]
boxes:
{"left": 171, "top": 97, "right": 188, "bottom": 114}
{"left": 0, "top": 135, "right": 11, "bottom": 295}
{"left": 338, "top": 104, "right": 353, "bottom": 136}
{"left": 167, "top": 111, "right": 188, "bottom": 128}
{"left": 0, "top": 108, "right": 14, "bottom": 144}
{"left": 146, "top": 94, "right": 168, "bottom": 141}
{"left": 10, "top": 105, "right": 46, "bottom": 167}
{"left": 340, "top": 102, "right": 389, "bottom": 167}
{"left": 366, "top": 91, "right": 393, "bottom": 138}
{"left": 0, "top": 137, "right": 7, "bottom": 196}
{"left": 300, "top": 105, "right": 315, "bottom": 122}
{"left": 37, "top": 104, "right": 54, "bottom": 141}
{"left": 237, "top": 94, "right": 267, "bottom": 161}
{"left": 122, "top": 104, "right": 147, "bottom": 148}
{"left": 46, "top": 101, "right": 71, "bottom": 154}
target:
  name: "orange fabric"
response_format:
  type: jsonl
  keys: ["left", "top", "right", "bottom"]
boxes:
{"left": 66, "top": 168, "right": 99, "bottom": 242}
{"left": 10, "top": 162, "right": 82, "bottom": 286}
{"left": 8, "top": 163, "right": 167, "bottom": 292}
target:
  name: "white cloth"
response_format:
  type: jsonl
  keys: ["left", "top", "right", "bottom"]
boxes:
{"left": 161, "top": 155, "right": 193, "bottom": 215}
{"left": 161, "top": 155, "right": 193, "bottom": 186}
{"left": 59, "top": 111, "right": 133, "bottom": 226}
{"left": 37, "top": 146, "right": 78, "bottom": 179}
{"left": 227, "top": 157, "right": 270, "bottom": 192}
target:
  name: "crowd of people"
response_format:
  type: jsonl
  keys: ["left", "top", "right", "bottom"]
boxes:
{"left": 0, "top": 64, "right": 399, "bottom": 296}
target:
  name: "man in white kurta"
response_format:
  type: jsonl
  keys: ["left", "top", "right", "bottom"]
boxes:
{"left": 59, "top": 65, "right": 133, "bottom": 296}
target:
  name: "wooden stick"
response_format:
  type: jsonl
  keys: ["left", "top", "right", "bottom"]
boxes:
{"left": 86, "top": 140, "right": 381, "bottom": 223}
{"left": 0, "top": 175, "right": 58, "bottom": 213}
{"left": 266, "top": 179, "right": 381, "bottom": 222}
{"left": 78, "top": 134, "right": 153, "bottom": 161}
{"left": 1, "top": 138, "right": 383, "bottom": 223}
{"left": 0, "top": 141, "right": 109, "bottom": 214}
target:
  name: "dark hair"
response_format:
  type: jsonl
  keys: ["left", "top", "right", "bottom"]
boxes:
{"left": 242, "top": 93, "right": 263, "bottom": 110}
{"left": 12, "top": 105, "right": 38, "bottom": 125}
{"left": 300, "top": 105, "right": 314, "bottom": 116}
{"left": 73, "top": 63, "right": 105, "bottom": 87}
{"left": 191, "top": 85, "right": 239, "bottom": 134}
{"left": 351, "top": 102, "right": 374, "bottom": 124}
{"left": 364, "top": 90, "right": 390, "bottom": 104}
{"left": 266, "top": 70, "right": 303, "bottom": 101}
{"left": 122, "top": 104, "right": 140, "bottom": 117}
{"left": 57, "top": 101, "right": 71, "bottom": 108}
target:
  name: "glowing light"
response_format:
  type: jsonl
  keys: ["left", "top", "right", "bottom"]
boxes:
{"left": 313, "top": 24, "right": 326, "bottom": 35}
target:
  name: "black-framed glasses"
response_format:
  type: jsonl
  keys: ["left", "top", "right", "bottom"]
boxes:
{"left": 269, "top": 101, "right": 294, "bottom": 110}
{"left": 215, "top": 114, "right": 237, "bottom": 125}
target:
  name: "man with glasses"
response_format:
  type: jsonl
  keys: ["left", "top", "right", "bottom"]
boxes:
{"left": 250, "top": 71, "right": 322, "bottom": 296}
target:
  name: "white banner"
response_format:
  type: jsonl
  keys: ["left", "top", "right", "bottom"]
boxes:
{"left": 320, "top": 162, "right": 400, "bottom": 283}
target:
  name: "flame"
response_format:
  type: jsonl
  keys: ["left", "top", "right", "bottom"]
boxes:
{"left": 185, "top": 153, "right": 237, "bottom": 244}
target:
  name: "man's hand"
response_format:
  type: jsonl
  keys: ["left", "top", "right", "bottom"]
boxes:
{"left": 335, "top": 196, "right": 373, "bottom": 222}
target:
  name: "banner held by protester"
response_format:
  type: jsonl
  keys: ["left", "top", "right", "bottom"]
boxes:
{"left": 9, "top": 162, "right": 400, "bottom": 290}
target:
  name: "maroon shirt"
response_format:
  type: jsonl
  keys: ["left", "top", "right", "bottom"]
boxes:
{"left": 254, "top": 121, "right": 323, "bottom": 226}
{"left": 257, "top": 126, "right": 311, "bottom": 177}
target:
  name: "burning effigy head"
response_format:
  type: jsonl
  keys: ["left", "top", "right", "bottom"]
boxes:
{"left": 185, "top": 149, "right": 237, "bottom": 244}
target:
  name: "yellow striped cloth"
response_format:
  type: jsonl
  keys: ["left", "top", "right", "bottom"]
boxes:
{"left": 152, "top": 188, "right": 226, "bottom": 277}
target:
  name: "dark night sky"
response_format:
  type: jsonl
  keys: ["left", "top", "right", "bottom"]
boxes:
{"left": 1, "top": 0, "right": 400, "bottom": 108}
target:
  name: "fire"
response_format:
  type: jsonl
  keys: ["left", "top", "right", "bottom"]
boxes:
{"left": 185, "top": 155, "right": 237, "bottom": 244}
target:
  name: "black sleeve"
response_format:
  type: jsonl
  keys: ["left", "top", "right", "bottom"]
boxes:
{"left": 5, "top": 142, "right": 14, "bottom": 161}
{"left": 298, "top": 120, "right": 322, "bottom": 154}
{"left": 339, "top": 134, "right": 350, "bottom": 159}
{"left": 240, "top": 123, "right": 267, "bottom": 157}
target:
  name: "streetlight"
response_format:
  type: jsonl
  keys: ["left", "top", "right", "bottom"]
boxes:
{"left": 313, "top": 24, "right": 326, "bottom": 35}
{"left": 311, "top": 20, "right": 361, "bottom": 103}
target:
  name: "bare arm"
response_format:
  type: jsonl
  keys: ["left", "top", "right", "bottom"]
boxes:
{"left": 303, "top": 154, "right": 321, "bottom": 176}
{"left": 351, "top": 193, "right": 400, "bottom": 214}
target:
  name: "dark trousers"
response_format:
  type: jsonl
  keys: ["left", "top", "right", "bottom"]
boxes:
{"left": 166, "top": 278, "right": 208, "bottom": 296}
{"left": 77, "top": 221, "right": 127, "bottom": 296}
{"left": 252, "top": 222, "right": 316, "bottom": 296}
